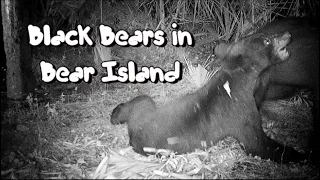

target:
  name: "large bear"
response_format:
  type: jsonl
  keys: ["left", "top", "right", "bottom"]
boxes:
{"left": 215, "top": 18, "right": 319, "bottom": 162}
{"left": 253, "top": 18, "right": 319, "bottom": 107}
{"left": 113, "top": 31, "right": 308, "bottom": 163}
{"left": 255, "top": 18, "right": 319, "bottom": 163}
{"left": 214, "top": 18, "right": 319, "bottom": 107}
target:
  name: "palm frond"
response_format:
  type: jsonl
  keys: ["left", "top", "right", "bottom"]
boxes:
{"left": 184, "top": 56, "right": 220, "bottom": 88}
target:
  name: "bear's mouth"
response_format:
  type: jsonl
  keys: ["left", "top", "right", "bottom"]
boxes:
{"left": 275, "top": 32, "right": 291, "bottom": 60}
{"left": 278, "top": 47, "right": 289, "bottom": 60}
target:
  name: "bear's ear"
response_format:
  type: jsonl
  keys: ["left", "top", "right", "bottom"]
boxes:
{"left": 214, "top": 43, "right": 229, "bottom": 58}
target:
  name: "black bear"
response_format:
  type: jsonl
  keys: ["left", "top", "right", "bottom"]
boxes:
{"left": 254, "top": 18, "right": 319, "bottom": 107}
{"left": 125, "top": 31, "right": 307, "bottom": 163}
{"left": 254, "top": 18, "right": 319, "bottom": 163}
{"left": 215, "top": 19, "right": 319, "bottom": 162}
{"left": 214, "top": 18, "right": 319, "bottom": 107}
{"left": 110, "top": 95, "right": 156, "bottom": 125}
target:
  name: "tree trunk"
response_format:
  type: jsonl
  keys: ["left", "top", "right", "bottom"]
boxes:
{"left": 1, "top": 0, "right": 35, "bottom": 99}
{"left": 159, "top": 0, "right": 165, "bottom": 30}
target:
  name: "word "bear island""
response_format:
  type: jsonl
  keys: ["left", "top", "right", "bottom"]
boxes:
{"left": 40, "top": 61, "right": 182, "bottom": 83}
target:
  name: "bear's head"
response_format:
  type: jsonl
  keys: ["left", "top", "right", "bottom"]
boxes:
{"left": 215, "top": 32, "right": 291, "bottom": 73}
{"left": 110, "top": 95, "right": 156, "bottom": 125}
{"left": 110, "top": 103, "right": 126, "bottom": 125}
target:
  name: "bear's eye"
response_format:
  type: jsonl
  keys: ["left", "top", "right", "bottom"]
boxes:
{"left": 264, "top": 38, "right": 271, "bottom": 45}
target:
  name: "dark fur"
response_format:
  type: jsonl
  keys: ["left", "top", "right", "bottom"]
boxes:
{"left": 128, "top": 32, "right": 307, "bottom": 162}
{"left": 256, "top": 18, "right": 319, "bottom": 163}
{"left": 215, "top": 19, "right": 319, "bottom": 163}
{"left": 254, "top": 18, "right": 319, "bottom": 107}
{"left": 214, "top": 18, "right": 319, "bottom": 106}
{"left": 110, "top": 95, "right": 156, "bottom": 125}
